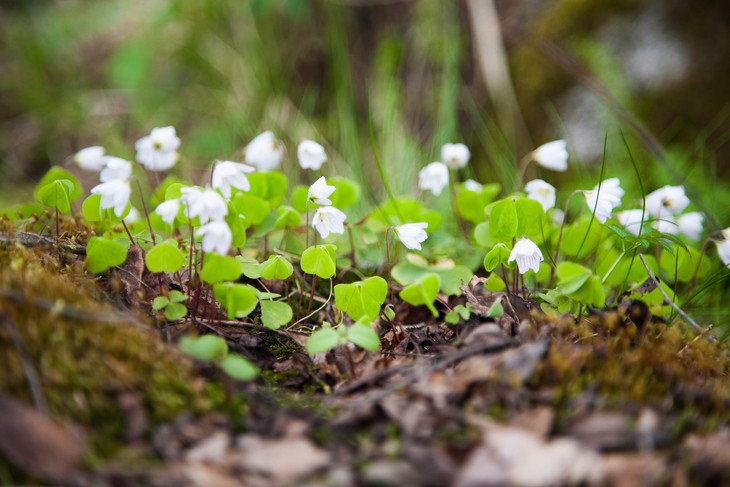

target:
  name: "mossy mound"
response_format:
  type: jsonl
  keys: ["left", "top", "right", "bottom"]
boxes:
{"left": 0, "top": 228, "right": 207, "bottom": 458}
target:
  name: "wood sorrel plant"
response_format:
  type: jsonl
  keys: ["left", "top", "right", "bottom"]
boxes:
{"left": 13, "top": 125, "right": 730, "bottom": 379}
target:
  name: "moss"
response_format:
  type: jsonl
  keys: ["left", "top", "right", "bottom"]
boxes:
{"left": 0, "top": 228, "right": 208, "bottom": 458}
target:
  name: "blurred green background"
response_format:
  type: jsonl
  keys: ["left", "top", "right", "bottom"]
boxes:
{"left": 1, "top": 0, "right": 729, "bottom": 228}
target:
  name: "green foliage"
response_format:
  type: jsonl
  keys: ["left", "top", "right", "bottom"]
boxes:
{"left": 347, "top": 319, "right": 380, "bottom": 351}
{"left": 200, "top": 254, "right": 242, "bottom": 284}
{"left": 82, "top": 194, "right": 129, "bottom": 222}
{"left": 557, "top": 219, "right": 603, "bottom": 259}
{"left": 231, "top": 192, "right": 271, "bottom": 228}
{"left": 391, "top": 256, "right": 471, "bottom": 296}
{"left": 259, "top": 255, "right": 294, "bottom": 280}
{"left": 260, "top": 300, "right": 293, "bottom": 330}
{"left": 305, "top": 320, "right": 380, "bottom": 355}
{"left": 152, "top": 290, "right": 188, "bottom": 320}
{"left": 368, "top": 198, "right": 442, "bottom": 232}
{"left": 35, "top": 179, "right": 74, "bottom": 213}
{"left": 179, "top": 335, "right": 258, "bottom": 381}
{"left": 488, "top": 198, "right": 518, "bottom": 242}
{"left": 306, "top": 323, "right": 341, "bottom": 355}
{"left": 483, "top": 243, "right": 512, "bottom": 272}
{"left": 334, "top": 276, "right": 387, "bottom": 321}
{"left": 399, "top": 273, "right": 441, "bottom": 317}
{"left": 34, "top": 167, "right": 83, "bottom": 202}
{"left": 445, "top": 303, "right": 472, "bottom": 324}
{"left": 85, "top": 236, "right": 128, "bottom": 273}
{"left": 220, "top": 354, "right": 259, "bottom": 381}
{"left": 274, "top": 206, "right": 302, "bottom": 229}
{"left": 659, "top": 245, "right": 709, "bottom": 283}
{"left": 301, "top": 245, "right": 337, "bottom": 279}
{"left": 213, "top": 282, "right": 259, "bottom": 319}
{"left": 146, "top": 240, "right": 186, "bottom": 273}
{"left": 328, "top": 177, "right": 360, "bottom": 210}
{"left": 556, "top": 262, "right": 605, "bottom": 308}
{"left": 455, "top": 183, "right": 501, "bottom": 223}
{"left": 247, "top": 172, "right": 287, "bottom": 207}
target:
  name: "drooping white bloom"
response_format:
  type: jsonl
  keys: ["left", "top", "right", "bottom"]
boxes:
{"left": 196, "top": 220, "right": 232, "bottom": 255}
{"left": 532, "top": 140, "right": 568, "bottom": 171}
{"left": 717, "top": 229, "right": 730, "bottom": 267}
{"left": 582, "top": 177, "right": 623, "bottom": 224}
{"left": 212, "top": 160, "right": 255, "bottom": 198}
{"left": 135, "top": 126, "right": 181, "bottom": 171}
{"left": 616, "top": 209, "right": 647, "bottom": 236}
{"left": 308, "top": 176, "right": 336, "bottom": 206}
{"left": 297, "top": 140, "right": 327, "bottom": 170}
{"left": 463, "top": 179, "right": 483, "bottom": 192}
{"left": 311, "top": 206, "right": 346, "bottom": 239}
{"left": 645, "top": 185, "right": 689, "bottom": 219}
{"left": 441, "top": 143, "right": 471, "bottom": 170}
{"left": 91, "top": 179, "right": 131, "bottom": 217}
{"left": 245, "top": 131, "right": 283, "bottom": 172}
{"left": 123, "top": 206, "right": 141, "bottom": 223}
{"left": 418, "top": 162, "right": 449, "bottom": 196}
{"left": 74, "top": 146, "right": 106, "bottom": 172}
{"left": 508, "top": 237, "right": 544, "bottom": 275}
{"left": 524, "top": 179, "right": 556, "bottom": 212}
{"left": 677, "top": 212, "right": 704, "bottom": 241}
{"left": 155, "top": 198, "right": 181, "bottom": 226}
{"left": 182, "top": 187, "right": 227, "bottom": 224}
{"left": 99, "top": 156, "right": 133, "bottom": 182}
{"left": 394, "top": 222, "right": 428, "bottom": 250}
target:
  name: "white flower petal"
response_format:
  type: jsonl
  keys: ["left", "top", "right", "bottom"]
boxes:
{"left": 507, "top": 237, "right": 544, "bottom": 275}
{"left": 311, "top": 206, "right": 346, "bottom": 239}
{"left": 74, "top": 146, "right": 106, "bottom": 171}
{"left": 525, "top": 179, "right": 556, "bottom": 212}
{"left": 441, "top": 143, "right": 471, "bottom": 170}
{"left": 298, "top": 140, "right": 327, "bottom": 170}
{"left": 196, "top": 220, "right": 232, "bottom": 255}
{"left": 418, "top": 162, "right": 449, "bottom": 196}
{"left": 245, "top": 131, "right": 283, "bottom": 172}
{"left": 394, "top": 222, "right": 428, "bottom": 250}
{"left": 532, "top": 140, "right": 568, "bottom": 171}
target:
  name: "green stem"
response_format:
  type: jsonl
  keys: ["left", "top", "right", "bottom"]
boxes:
{"left": 549, "top": 189, "right": 582, "bottom": 288}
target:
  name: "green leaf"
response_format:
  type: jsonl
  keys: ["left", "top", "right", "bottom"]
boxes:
{"left": 145, "top": 241, "right": 186, "bottom": 273}
{"left": 334, "top": 276, "right": 387, "bottom": 321}
{"left": 34, "top": 166, "right": 82, "bottom": 202}
{"left": 489, "top": 198, "right": 518, "bottom": 242}
{"left": 85, "top": 236, "right": 128, "bottom": 273}
{"left": 200, "top": 254, "right": 243, "bottom": 284}
{"left": 236, "top": 256, "right": 261, "bottom": 279}
{"left": 484, "top": 243, "right": 512, "bottom": 272}
{"left": 556, "top": 262, "right": 592, "bottom": 295}
{"left": 455, "top": 183, "right": 501, "bottom": 223}
{"left": 274, "top": 206, "right": 302, "bottom": 229}
{"left": 231, "top": 192, "right": 271, "bottom": 228}
{"left": 557, "top": 219, "right": 603, "bottom": 259}
{"left": 226, "top": 207, "right": 247, "bottom": 248}
{"left": 213, "top": 282, "right": 259, "bottom": 319}
{"left": 220, "top": 354, "right": 259, "bottom": 381}
{"left": 487, "top": 299, "right": 504, "bottom": 318}
{"left": 36, "top": 179, "right": 73, "bottom": 213}
{"left": 291, "top": 185, "right": 309, "bottom": 213}
{"left": 179, "top": 335, "right": 228, "bottom": 362}
{"left": 260, "top": 301, "right": 293, "bottom": 330}
{"left": 474, "top": 222, "right": 498, "bottom": 248}
{"left": 659, "top": 245, "right": 710, "bottom": 283}
{"left": 169, "top": 290, "right": 187, "bottom": 303}
{"left": 306, "top": 325, "right": 341, "bottom": 354}
{"left": 328, "top": 178, "right": 359, "bottom": 210}
{"left": 300, "top": 246, "right": 336, "bottom": 279}
{"left": 399, "top": 273, "right": 441, "bottom": 317}
{"left": 165, "top": 303, "right": 188, "bottom": 320}
{"left": 348, "top": 320, "right": 380, "bottom": 351}
{"left": 515, "top": 198, "right": 545, "bottom": 240}
{"left": 153, "top": 296, "right": 170, "bottom": 310}
{"left": 391, "top": 261, "right": 471, "bottom": 296}
{"left": 484, "top": 275, "right": 506, "bottom": 292}
{"left": 259, "top": 255, "right": 294, "bottom": 280}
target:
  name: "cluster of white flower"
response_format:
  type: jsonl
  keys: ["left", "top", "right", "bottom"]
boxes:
{"left": 307, "top": 177, "right": 346, "bottom": 239}
{"left": 417, "top": 142, "right": 471, "bottom": 196}
{"left": 616, "top": 185, "right": 703, "bottom": 240}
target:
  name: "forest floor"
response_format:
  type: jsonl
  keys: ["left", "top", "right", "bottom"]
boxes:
{"left": 1, "top": 226, "right": 730, "bottom": 487}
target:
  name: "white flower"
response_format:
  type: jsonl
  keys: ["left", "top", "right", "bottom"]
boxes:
{"left": 394, "top": 222, "right": 428, "bottom": 250}
{"left": 196, "top": 221, "right": 232, "bottom": 255}
{"left": 123, "top": 206, "right": 141, "bottom": 223}
{"left": 508, "top": 237, "right": 544, "bottom": 275}
{"left": 677, "top": 212, "right": 704, "bottom": 241}
{"left": 308, "top": 176, "right": 336, "bottom": 206}
{"left": 524, "top": 179, "right": 556, "bottom": 212}
{"left": 532, "top": 140, "right": 568, "bottom": 171}
{"left": 212, "top": 161, "right": 255, "bottom": 198}
{"left": 74, "top": 146, "right": 106, "bottom": 171}
{"left": 441, "top": 143, "right": 471, "bottom": 169}
{"left": 135, "top": 126, "right": 181, "bottom": 171}
{"left": 550, "top": 208, "right": 565, "bottom": 227}
{"left": 311, "top": 206, "right": 346, "bottom": 239}
{"left": 155, "top": 198, "right": 181, "bottom": 226}
{"left": 99, "top": 156, "right": 132, "bottom": 182}
{"left": 245, "top": 131, "right": 283, "bottom": 172}
{"left": 418, "top": 162, "right": 449, "bottom": 196}
{"left": 645, "top": 185, "right": 689, "bottom": 219}
{"left": 182, "top": 187, "right": 227, "bottom": 224}
{"left": 91, "top": 179, "right": 131, "bottom": 218}
{"left": 616, "top": 209, "right": 647, "bottom": 236}
{"left": 297, "top": 140, "right": 327, "bottom": 170}
{"left": 717, "top": 229, "right": 730, "bottom": 267}
{"left": 582, "top": 177, "right": 623, "bottom": 224}
{"left": 463, "top": 179, "right": 482, "bottom": 192}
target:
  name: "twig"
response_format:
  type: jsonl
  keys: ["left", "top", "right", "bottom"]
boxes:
{"left": 2, "top": 315, "right": 47, "bottom": 414}
{"left": 638, "top": 254, "right": 716, "bottom": 343}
